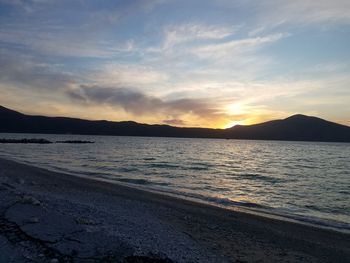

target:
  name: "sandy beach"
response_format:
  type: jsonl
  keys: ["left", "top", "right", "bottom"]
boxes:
{"left": 0, "top": 157, "right": 349, "bottom": 263}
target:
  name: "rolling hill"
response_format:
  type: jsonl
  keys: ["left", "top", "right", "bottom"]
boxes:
{"left": 1, "top": 105, "right": 349, "bottom": 142}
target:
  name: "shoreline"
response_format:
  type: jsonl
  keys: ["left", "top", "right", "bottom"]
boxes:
{"left": 2, "top": 132, "right": 350, "bottom": 144}
{"left": 3, "top": 154, "right": 349, "bottom": 235}
{"left": 0, "top": 157, "right": 349, "bottom": 262}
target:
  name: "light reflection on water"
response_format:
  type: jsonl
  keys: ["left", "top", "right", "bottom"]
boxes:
{"left": 0, "top": 133, "right": 349, "bottom": 231}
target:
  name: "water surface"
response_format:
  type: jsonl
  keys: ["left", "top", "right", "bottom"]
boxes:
{"left": 0, "top": 133, "right": 349, "bottom": 232}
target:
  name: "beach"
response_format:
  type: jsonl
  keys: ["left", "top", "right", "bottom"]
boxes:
{"left": 0, "top": 157, "right": 349, "bottom": 263}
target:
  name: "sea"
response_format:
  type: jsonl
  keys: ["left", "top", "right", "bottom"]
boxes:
{"left": 0, "top": 133, "right": 349, "bottom": 233}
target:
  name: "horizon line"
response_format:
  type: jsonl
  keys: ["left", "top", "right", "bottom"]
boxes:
{"left": 1, "top": 104, "right": 349, "bottom": 130}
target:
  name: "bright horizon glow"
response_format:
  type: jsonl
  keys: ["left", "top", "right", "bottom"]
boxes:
{"left": 0, "top": 1, "right": 349, "bottom": 128}
{"left": 223, "top": 121, "right": 243, "bottom": 129}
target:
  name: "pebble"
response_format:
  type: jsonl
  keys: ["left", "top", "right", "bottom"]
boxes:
{"left": 21, "top": 196, "right": 41, "bottom": 206}
{"left": 16, "top": 179, "right": 25, "bottom": 185}
{"left": 50, "top": 259, "right": 59, "bottom": 263}
{"left": 27, "top": 217, "right": 39, "bottom": 223}
{"left": 30, "top": 181, "right": 37, "bottom": 186}
{"left": 76, "top": 218, "right": 97, "bottom": 225}
{"left": 208, "top": 224, "right": 218, "bottom": 230}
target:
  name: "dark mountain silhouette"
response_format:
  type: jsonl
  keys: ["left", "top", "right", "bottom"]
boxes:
{"left": 1, "top": 105, "right": 349, "bottom": 142}
{"left": 224, "top": 114, "right": 350, "bottom": 142}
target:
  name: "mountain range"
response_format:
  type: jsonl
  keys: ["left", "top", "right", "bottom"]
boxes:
{"left": 1, "top": 105, "right": 349, "bottom": 142}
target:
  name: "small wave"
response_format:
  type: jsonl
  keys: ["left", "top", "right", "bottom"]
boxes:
{"left": 117, "top": 178, "right": 170, "bottom": 187}
{"left": 77, "top": 170, "right": 112, "bottom": 177}
{"left": 236, "top": 201, "right": 267, "bottom": 209}
{"left": 295, "top": 164, "right": 316, "bottom": 169}
{"left": 117, "top": 178, "right": 152, "bottom": 185}
{"left": 234, "top": 173, "right": 283, "bottom": 183}
{"left": 184, "top": 166, "right": 209, "bottom": 171}
{"left": 148, "top": 188, "right": 268, "bottom": 210}
{"left": 117, "top": 167, "right": 139, "bottom": 173}
{"left": 280, "top": 212, "right": 350, "bottom": 232}
{"left": 141, "top": 186, "right": 350, "bottom": 232}
{"left": 202, "top": 185, "right": 231, "bottom": 192}
{"left": 147, "top": 163, "right": 181, "bottom": 169}
{"left": 143, "top": 157, "right": 156, "bottom": 161}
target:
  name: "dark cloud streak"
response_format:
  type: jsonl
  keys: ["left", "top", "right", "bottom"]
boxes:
{"left": 163, "top": 119, "right": 186, "bottom": 126}
{"left": 67, "top": 85, "right": 227, "bottom": 120}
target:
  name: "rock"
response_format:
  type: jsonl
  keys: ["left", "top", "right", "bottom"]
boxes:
{"left": 27, "top": 217, "right": 39, "bottom": 224}
{"left": 76, "top": 218, "right": 97, "bottom": 225}
{"left": 50, "top": 258, "right": 59, "bottom": 263}
{"left": 208, "top": 224, "right": 218, "bottom": 230}
{"left": 55, "top": 140, "right": 94, "bottom": 144}
{"left": 52, "top": 231, "right": 133, "bottom": 259}
{"left": 21, "top": 196, "right": 41, "bottom": 206}
{"left": 16, "top": 179, "right": 25, "bottom": 185}
{"left": 0, "top": 138, "right": 52, "bottom": 144}
{"left": 1, "top": 182, "right": 15, "bottom": 189}
{"left": 23, "top": 254, "right": 32, "bottom": 260}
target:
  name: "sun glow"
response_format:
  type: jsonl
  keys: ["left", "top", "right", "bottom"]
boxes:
{"left": 223, "top": 120, "right": 243, "bottom": 129}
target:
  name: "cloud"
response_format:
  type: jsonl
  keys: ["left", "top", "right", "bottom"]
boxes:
{"left": 140, "top": 25, "right": 284, "bottom": 83}
{"left": 279, "top": 0, "right": 350, "bottom": 24}
{"left": 0, "top": 24, "right": 128, "bottom": 58}
{"left": 242, "top": 0, "right": 350, "bottom": 34}
{"left": 163, "top": 119, "right": 186, "bottom": 126}
{"left": 0, "top": 0, "right": 165, "bottom": 58}
{"left": 68, "top": 86, "right": 163, "bottom": 115}
{"left": 192, "top": 33, "right": 287, "bottom": 59}
{"left": 90, "top": 64, "right": 168, "bottom": 87}
{"left": 67, "top": 85, "right": 229, "bottom": 122}
{"left": 307, "top": 63, "right": 349, "bottom": 74}
{"left": 0, "top": 51, "right": 74, "bottom": 91}
{"left": 162, "top": 23, "right": 236, "bottom": 49}
{"left": 0, "top": 0, "right": 53, "bottom": 12}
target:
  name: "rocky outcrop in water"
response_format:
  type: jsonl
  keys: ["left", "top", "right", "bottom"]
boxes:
{"left": 0, "top": 139, "right": 94, "bottom": 144}
{"left": 55, "top": 140, "right": 94, "bottom": 144}
{"left": 0, "top": 139, "right": 52, "bottom": 144}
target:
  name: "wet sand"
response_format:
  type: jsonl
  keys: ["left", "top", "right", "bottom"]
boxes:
{"left": 0, "top": 157, "right": 349, "bottom": 262}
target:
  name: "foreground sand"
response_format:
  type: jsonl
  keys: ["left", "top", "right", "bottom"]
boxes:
{"left": 0, "top": 158, "right": 349, "bottom": 262}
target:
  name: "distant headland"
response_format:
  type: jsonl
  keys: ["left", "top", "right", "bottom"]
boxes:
{"left": 1, "top": 105, "right": 349, "bottom": 142}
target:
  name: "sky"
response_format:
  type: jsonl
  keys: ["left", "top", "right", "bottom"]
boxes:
{"left": 0, "top": 0, "right": 349, "bottom": 128}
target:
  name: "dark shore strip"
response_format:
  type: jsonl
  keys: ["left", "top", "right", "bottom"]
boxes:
{"left": 0, "top": 157, "right": 349, "bottom": 262}
{"left": 0, "top": 139, "right": 94, "bottom": 144}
